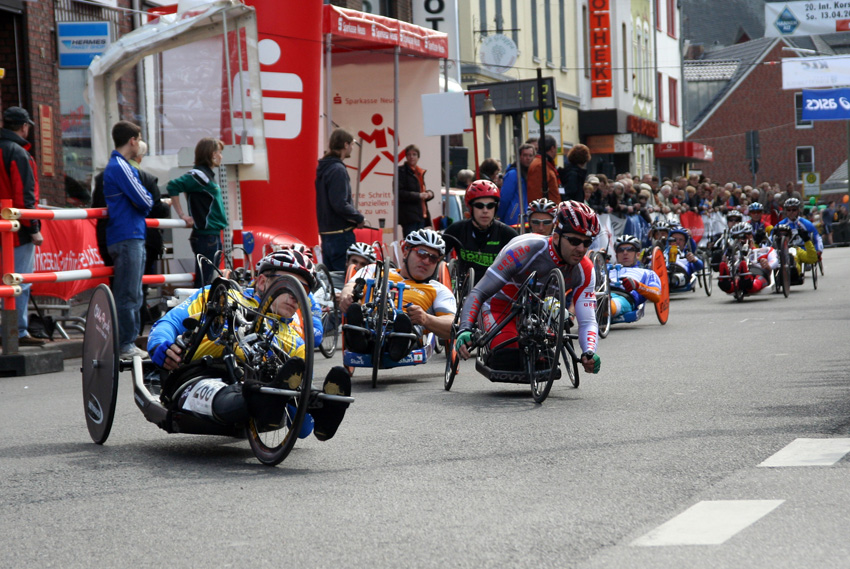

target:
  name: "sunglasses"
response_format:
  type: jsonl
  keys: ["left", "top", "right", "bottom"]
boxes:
{"left": 530, "top": 219, "right": 554, "bottom": 226}
{"left": 565, "top": 236, "right": 593, "bottom": 248}
{"left": 616, "top": 246, "right": 638, "bottom": 253}
{"left": 472, "top": 201, "right": 497, "bottom": 210}
{"left": 412, "top": 247, "right": 440, "bottom": 264}
{"left": 786, "top": 208, "right": 799, "bottom": 212}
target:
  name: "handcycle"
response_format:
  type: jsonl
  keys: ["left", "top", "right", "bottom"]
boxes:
{"left": 81, "top": 275, "right": 353, "bottom": 467}
{"left": 771, "top": 226, "right": 816, "bottom": 296}
{"left": 443, "top": 268, "right": 570, "bottom": 404}
{"left": 341, "top": 249, "right": 445, "bottom": 388}
{"left": 718, "top": 240, "right": 762, "bottom": 303}
{"left": 607, "top": 246, "right": 669, "bottom": 325}
{"left": 313, "top": 263, "right": 340, "bottom": 358}
{"left": 589, "top": 250, "right": 611, "bottom": 339}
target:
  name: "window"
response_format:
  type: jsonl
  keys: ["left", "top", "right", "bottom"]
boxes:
{"left": 545, "top": 0, "right": 553, "bottom": 65}
{"left": 796, "top": 146, "right": 814, "bottom": 181}
{"left": 667, "top": 0, "right": 676, "bottom": 38}
{"left": 636, "top": 28, "right": 643, "bottom": 95}
{"left": 560, "top": 0, "right": 567, "bottom": 69}
{"left": 531, "top": 0, "right": 539, "bottom": 60}
{"left": 623, "top": 24, "right": 629, "bottom": 90}
{"left": 669, "top": 77, "right": 679, "bottom": 126}
{"left": 657, "top": 73, "right": 664, "bottom": 122}
{"left": 656, "top": 0, "right": 663, "bottom": 30}
{"left": 795, "top": 92, "right": 813, "bottom": 128}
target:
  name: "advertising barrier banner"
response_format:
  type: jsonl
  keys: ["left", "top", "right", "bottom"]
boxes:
{"left": 33, "top": 219, "right": 107, "bottom": 300}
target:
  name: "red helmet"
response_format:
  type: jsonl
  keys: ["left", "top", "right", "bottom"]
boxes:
{"left": 464, "top": 179, "right": 500, "bottom": 209}
{"left": 555, "top": 200, "right": 600, "bottom": 237}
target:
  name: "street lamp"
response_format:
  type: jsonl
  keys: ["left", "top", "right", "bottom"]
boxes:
{"left": 464, "top": 89, "right": 494, "bottom": 178}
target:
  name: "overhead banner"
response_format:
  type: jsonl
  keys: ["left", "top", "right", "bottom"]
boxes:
{"left": 801, "top": 88, "right": 850, "bottom": 120}
{"left": 765, "top": 1, "right": 850, "bottom": 36}
{"left": 782, "top": 55, "right": 850, "bottom": 89}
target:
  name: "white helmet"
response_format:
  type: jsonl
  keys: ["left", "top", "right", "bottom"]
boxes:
{"left": 404, "top": 228, "right": 445, "bottom": 256}
{"left": 346, "top": 242, "right": 376, "bottom": 263}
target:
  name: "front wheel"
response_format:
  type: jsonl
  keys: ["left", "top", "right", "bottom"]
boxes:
{"left": 529, "top": 268, "right": 565, "bottom": 404}
{"left": 314, "top": 264, "right": 339, "bottom": 358}
{"left": 811, "top": 262, "right": 818, "bottom": 290}
{"left": 371, "top": 254, "right": 390, "bottom": 389}
{"left": 246, "top": 275, "right": 314, "bottom": 466}
{"left": 779, "top": 240, "right": 791, "bottom": 298}
{"left": 591, "top": 252, "right": 611, "bottom": 339}
{"left": 444, "top": 267, "right": 474, "bottom": 391}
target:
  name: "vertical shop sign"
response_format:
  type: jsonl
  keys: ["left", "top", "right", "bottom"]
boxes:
{"left": 589, "top": 0, "right": 612, "bottom": 98}
{"left": 39, "top": 104, "right": 54, "bottom": 177}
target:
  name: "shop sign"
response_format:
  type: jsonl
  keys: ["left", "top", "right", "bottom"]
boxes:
{"left": 626, "top": 115, "right": 659, "bottom": 139}
{"left": 57, "top": 21, "right": 111, "bottom": 68}
{"left": 38, "top": 105, "right": 54, "bottom": 177}
{"left": 589, "top": 0, "right": 612, "bottom": 98}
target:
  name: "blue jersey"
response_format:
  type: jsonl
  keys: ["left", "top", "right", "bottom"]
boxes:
{"left": 775, "top": 217, "right": 822, "bottom": 252}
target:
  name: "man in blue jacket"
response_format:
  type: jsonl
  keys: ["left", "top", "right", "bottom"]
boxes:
{"left": 104, "top": 121, "right": 153, "bottom": 359}
{"left": 497, "top": 143, "right": 535, "bottom": 226}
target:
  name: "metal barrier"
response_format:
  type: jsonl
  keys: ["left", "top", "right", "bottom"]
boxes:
{"left": 0, "top": 200, "right": 194, "bottom": 355}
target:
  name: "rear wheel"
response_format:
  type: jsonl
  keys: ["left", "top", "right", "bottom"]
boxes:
{"left": 528, "top": 268, "right": 565, "bottom": 404}
{"left": 591, "top": 252, "right": 611, "bottom": 339}
{"left": 314, "top": 264, "right": 339, "bottom": 358}
{"left": 445, "top": 268, "right": 474, "bottom": 391}
{"left": 560, "top": 329, "right": 580, "bottom": 389}
{"left": 779, "top": 237, "right": 791, "bottom": 298}
{"left": 811, "top": 261, "right": 818, "bottom": 289}
{"left": 246, "top": 275, "right": 313, "bottom": 466}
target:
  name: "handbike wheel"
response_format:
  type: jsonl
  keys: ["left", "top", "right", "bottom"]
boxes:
{"left": 371, "top": 254, "right": 390, "bottom": 389}
{"left": 702, "top": 254, "right": 713, "bottom": 296}
{"left": 81, "top": 284, "right": 120, "bottom": 445}
{"left": 592, "top": 252, "right": 611, "bottom": 339}
{"left": 314, "top": 264, "right": 339, "bottom": 358}
{"left": 780, "top": 240, "right": 790, "bottom": 298}
{"left": 530, "top": 268, "right": 565, "bottom": 403}
{"left": 560, "top": 331, "right": 580, "bottom": 389}
{"left": 246, "top": 275, "right": 313, "bottom": 466}
{"left": 444, "top": 267, "right": 473, "bottom": 391}
{"left": 811, "top": 262, "right": 818, "bottom": 289}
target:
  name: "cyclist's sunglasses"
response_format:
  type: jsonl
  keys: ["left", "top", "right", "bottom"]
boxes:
{"left": 530, "top": 219, "right": 554, "bottom": 226}
{"left": 472, "top": 201, "right": 497, "bottom": 210}
{"left": 785, "top": 207, "right": 799, "bottom": 212}
{"left": 616, "top": 246, "right": 638, "bottom": 253}
{"left": 565, "top": 236, "right": 593, "bottom": 248}
{"left": 412, "top": 247, "right": 440, "bottom": 264}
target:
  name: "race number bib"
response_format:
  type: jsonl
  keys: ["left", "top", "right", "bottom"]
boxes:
{"left": 180, "top": 379, "right": 226, "bottom": 418}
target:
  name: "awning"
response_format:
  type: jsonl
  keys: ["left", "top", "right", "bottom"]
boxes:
{"left": 323, "top": 5, "right": 448, "bottom": 59}
{"left": 654, "top": 141, "right": 714, "bottom": 162}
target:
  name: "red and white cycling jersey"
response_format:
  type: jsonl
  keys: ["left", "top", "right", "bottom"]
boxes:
{"left": 458, "top": 233, "right": 598, "bottom": 354}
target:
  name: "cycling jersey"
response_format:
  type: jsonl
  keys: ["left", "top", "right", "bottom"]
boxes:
{"left": 608, "top": 265, "right": 662, "bottom": 306}
{"left": 775, "top": 217, "right": 823, "bottom": 252}
{"left": 352, "top": 265, "right": 456, "bottom": 318}
{"left": 148, "top": 284, "right": 323, "bottom": 364}
{"left": 458, "top": 233, "right": 598, "bottom": 354}
{"left": 443, "top": 219, "right": 518, "bottom": 285}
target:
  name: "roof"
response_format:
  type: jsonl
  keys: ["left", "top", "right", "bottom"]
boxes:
{"left": 685, "top": 37, "right": 778, "bottom": 134}
{"left": 683, "top": 60, "right": 739, "bottom": 82}
{"left": 682, "top": 0, "right": 766, "bottom": 49}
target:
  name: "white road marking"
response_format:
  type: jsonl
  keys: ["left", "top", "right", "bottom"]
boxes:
{"left": 631, "top": 500, "right": 784, "bottom": 546}
{"left": 758, "top": 438, "right": 850, "bottom": 467}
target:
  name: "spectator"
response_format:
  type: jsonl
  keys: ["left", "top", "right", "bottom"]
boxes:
{"left": 398, "top": 143, "right": 434, "bottom": 237}
{"left": 455, "top": 169, "right": 474, "bottom": 190}
{"left": 559, "top": 143, "right": 590, "bottom": 202}
{"left": 526, "top": 135, "right": 560, "bottom": 203}
{"left": 315, "top": 128, "right": 365, "bottom": 272}
{"left": 478, "top": 157, "right": 501, "bottom": 183}
{"left": 168, "top": 137, "right": 228, "bottom": 288}
{"left": 781, "top": 181, "right": 802, "bottom": 202}
{"left": 823, "top": 200, "right": 835, "bottom": 245}
{"left": 0, "top": 106, "right": 44, "bottom": 346}
{"left": 104, "top": 120, "right": 153, "bottom": 359}
{"left": 498, "top": 143, "right": 535, "bottom": 226}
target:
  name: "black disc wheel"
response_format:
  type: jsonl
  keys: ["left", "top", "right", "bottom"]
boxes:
{"left": 371, "top": 254, "right": 390, "bottom": 389}
{"left": 314, "top": 264, "right": 339, "bottom": 358}
{"left": 246, "top": 275, "right": 313, "bottom": 466}
{"left": 528, "top": 268, "right": 565, "bottom": 404}
{"left": 445, "top": 267, "right": 474, "bottom": 391}
{"left": 591, "top": 252, "right": 611, "bottom": 339}
{"left": 81, "top": 284, "right": 120, "bottom": 445}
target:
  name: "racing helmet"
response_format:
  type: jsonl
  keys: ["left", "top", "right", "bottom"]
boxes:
{"left": 346, "top": 242, "right": 376, "bottom": 263}
{"left": 614, "top": 234, "right": 641, "bottom": 251}
{"left": 784, "top": 197, "right": 801, "bottom": 209}
{"left": 730, "top": 221, "right": 753, "bottom": 239}
{"left": 555, "top": 200, "right": 600, "bottom": 237}
{"left": 748, "top": 202, "right": 764, "bottom": 213}
{"left": 668, "top": 225, "right": 691, "bottom": 241}
{"left": 464, "top": 179, "right": 500, "bottom": 209}
{"left": 526, "top": 198, "right": 557, "bottom": 217}
{"left": 726, "top": 209, "right": 743, "bottom": 221}
{"left": 288, "top": 242, "right": 314, "bottom": 260}
{"left": 404, "top": 228, "right": 446, "bottom": 256}
{"left": 255, "top": 249, "right": 315, "bottom": 290}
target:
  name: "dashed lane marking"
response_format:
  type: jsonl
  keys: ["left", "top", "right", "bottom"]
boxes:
{"left": 758, "top": 438, "right": 850, "bottom": 467}
{"left": 631, "top": 500, "right": 784, "bottom": 546}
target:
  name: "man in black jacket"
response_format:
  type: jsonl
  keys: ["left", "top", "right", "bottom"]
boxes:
{"left": 315, "top": 128, "right": 365, "bottom": 271}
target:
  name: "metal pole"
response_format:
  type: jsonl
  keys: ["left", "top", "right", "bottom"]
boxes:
{"left": 326, "top": 34, "right": 333, "bottom": 139}
{"left": 471, "top": 97, "right": 480, "bottom": 179}
{"left": 222, "top": 13, "right": 236, "bottom": 146}
{"left": 355, "top": 139, "right": 363, "bottom": 209}
{"left": 393, "top": 46, "right": 400, "bottom": 242}
{"left": 443, "top": 59, "right": 450, "bottom": 221}
{"left": 537, "top": 69, "right": 547, "bottom": 199}
{"left": 514, "top": 136, "right": 525, "bottom": 233}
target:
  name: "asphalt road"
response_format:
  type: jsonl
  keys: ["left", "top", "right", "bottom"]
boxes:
{"left": 2, "top": 248, "right": 849, "bottom": 569}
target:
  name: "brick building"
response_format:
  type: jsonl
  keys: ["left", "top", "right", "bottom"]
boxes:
{"left": 1, "top": 0, "right": 136, "bottom": 206}
{"left": 685, "top": 37, "right": 848, "bottom": 196}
